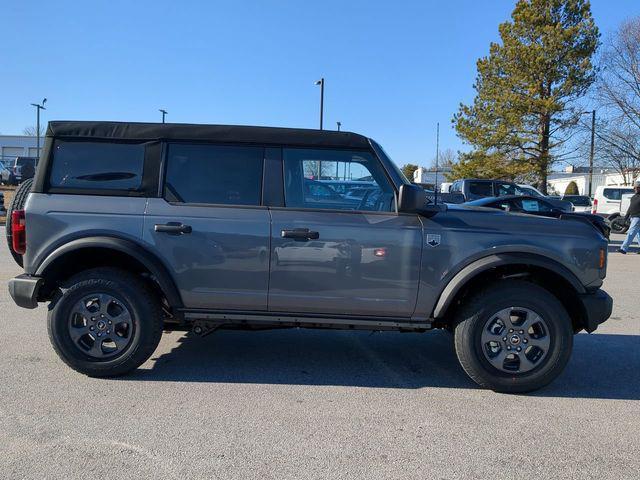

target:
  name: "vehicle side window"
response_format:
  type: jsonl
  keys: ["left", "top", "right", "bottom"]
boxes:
{"left": 308, "top": 183, "right": 340, "bottom": 199}
{"left": 497, "top": 183, "right": 524, "bottom": 196}
{"left": 283, "top": 148, "right": 395, "bottom": 212}
{"left": 518, "top": 199, "right": 552, "bottom": 213}
{"left": 469, "top": 181, "right": 493, "bottom": 197}
{"left": 164, "top": 144, "right": 263, "bottom": 206}
{"left": 603, "top": 188, "right": 621, "bottom": 200}
{"left": 49, "top": 141, "right": 145, "bottom": 190}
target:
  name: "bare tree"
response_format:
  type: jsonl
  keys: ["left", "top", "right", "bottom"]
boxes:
{"left": 593, "top": 17, "right": 640, "bottom": 184}
{"left": 23, "top": 126, "right": 45, "bottom": 137}
{"left": 429, "top": 149, "right": 457, "bottom": 170}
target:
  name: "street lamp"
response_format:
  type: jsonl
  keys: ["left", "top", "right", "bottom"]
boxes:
{"left": 336, "top": 121, "right": 341, "bottom": 131}
{"left": 581, "top": 110, "right": 596, "bottom": 197}
{"left": 314, "top": 78, "right": 324, "bottom": 130}
{"left": 30, "top": 98, "right": 47, "bottom": 160}
{"left": 159, "top": 109, "right": 168, "bottom": 123}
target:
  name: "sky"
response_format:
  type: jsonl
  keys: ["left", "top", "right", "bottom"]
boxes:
{"left": 1, "top": 0, "right": 638, "bottom": 168}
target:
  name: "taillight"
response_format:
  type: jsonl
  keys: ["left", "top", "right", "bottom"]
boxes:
{"left": 592, "top": 198, "right": 598, "bottom": 214}
{"left": 11, "top": 210, "right": 26, "bottom": 255}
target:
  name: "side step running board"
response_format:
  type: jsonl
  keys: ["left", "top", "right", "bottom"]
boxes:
{"left": 182, "top": 310, "right": 432, "bottom": 332}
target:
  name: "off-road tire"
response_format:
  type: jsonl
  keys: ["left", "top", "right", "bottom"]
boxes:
{"left": 47, "top": 268, "right": 163, "bottom": 377}
{"left": 453, "top": 280, "right": 573, "bottom": 393}
{"left": 5, "top": 177, "right": 33, "bottom": 267}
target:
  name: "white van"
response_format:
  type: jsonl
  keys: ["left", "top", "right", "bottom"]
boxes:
{"left": 592, "top": 185, "right": 635, "bottom": 216}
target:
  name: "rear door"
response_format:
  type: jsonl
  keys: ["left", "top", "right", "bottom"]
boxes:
{"left": 144, "top": 143, "right": 271, "bottom": 310}
{"left": 268, "top": 148, "right": 422, "bottom": 318}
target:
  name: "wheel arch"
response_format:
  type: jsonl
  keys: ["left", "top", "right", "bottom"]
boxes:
{"left": 432, "top": 253, "right": 588, "bottom": 331}
{"left": 35, "top": 236, "right": 183, "bottom": 308}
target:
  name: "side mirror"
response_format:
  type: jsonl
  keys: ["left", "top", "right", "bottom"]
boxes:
{"left": 398, "top": 184, "right": 426, "bottom": 213}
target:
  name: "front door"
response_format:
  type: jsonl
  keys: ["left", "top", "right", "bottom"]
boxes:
{"left": 268, "top": 148, "right": 422, "bottom": 318}
{"left": 144, "top": 143, "right": 270, "bottom": 310}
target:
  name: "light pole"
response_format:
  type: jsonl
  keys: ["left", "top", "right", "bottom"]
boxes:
{"left": 336, "top": 121, "right": 341, "bottom": 131}
{"left": 434, "top": 122, "right": 440, "bottom": 203}
{"left": 159, "top": 109, "right": 168, "bottom": 123}
{"left": 581, "top": 110, "right": 596, "bottom": 197}
{"left": 30, "top": 98, "right": 47, "bottom": 159}
{"left": 314, "top": 78, "right": 324, "bottom": 130}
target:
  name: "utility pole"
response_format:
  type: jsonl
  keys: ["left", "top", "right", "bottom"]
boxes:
{"left": 588, "top": 109, "right": 595, "bottom": 197}
{"left": 434, "top": 122, "right": 440, "bottom": 205}
{"left": 336, "top": 121, "right": 341, "bottom": 131}
{"left": 581, "top": 110, "right": 596, "bottom": 196}
{"left": 159, "top": 109, "right": 168, "bottom": 123}
{"left": 315, "top": 78, "right": 324, "bottom": 130}
{"left": 30, "top": 98, "right": 47, "bottom": 160}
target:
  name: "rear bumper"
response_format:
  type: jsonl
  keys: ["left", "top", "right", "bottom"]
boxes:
{"left": 8, "top": 274, "right": 43, "bottom": 309}
{"left": 578, "top": 289, "right": 613, "bottom": 333}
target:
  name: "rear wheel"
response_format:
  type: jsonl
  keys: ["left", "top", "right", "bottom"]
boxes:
{"left": 453, "top": 280, "right": 573, "bottom": 393}
{"left": 610, "top": 215, "right": 629, "bottom": 234}
{"left": 5, "top": 177, "right": 33, "bottom": 267}
{"left": 47, "top": 268, "right": 163, "bottom": 377}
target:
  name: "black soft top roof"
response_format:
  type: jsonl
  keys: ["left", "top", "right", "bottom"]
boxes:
{"left": 46, "top": 121, "right": 371, "bottom": 149}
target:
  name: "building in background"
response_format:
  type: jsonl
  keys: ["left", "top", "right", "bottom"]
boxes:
{"left": 547, "top": 165, "right": 638, "bottom": 196}
{"left": 0, "top": 135, "right": 39, "bottom": 166}
{"left": 413, "top": 166, "right": 452, "bottom": 191}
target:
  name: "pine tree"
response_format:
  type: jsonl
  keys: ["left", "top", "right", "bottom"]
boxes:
{"left": 401, "top": 163, "right": 420, "bottom": 181}
{"left": 453, "top": 0, "right": 599, "bottom": 192}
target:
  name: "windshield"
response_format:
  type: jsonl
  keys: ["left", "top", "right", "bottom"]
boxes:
{"left": 518, "top": 186, "right": 542, "bottom": 197}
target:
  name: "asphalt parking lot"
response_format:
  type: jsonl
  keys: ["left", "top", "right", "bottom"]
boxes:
{"left": 1, "top": 234, "right": 638, "bottom": 479}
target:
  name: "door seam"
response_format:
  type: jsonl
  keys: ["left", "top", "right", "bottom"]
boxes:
{"left": 266, "top": 207, "right": 273, "bottom": 311}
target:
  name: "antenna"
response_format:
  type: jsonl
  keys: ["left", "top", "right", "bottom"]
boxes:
{"left": 434, "top": 122, "right": 440, "bottom": 205}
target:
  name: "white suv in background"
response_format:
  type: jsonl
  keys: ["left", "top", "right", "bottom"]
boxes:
{"left": 592, "top": 186, "right": 635, "bottom": 217}
{"left": 1, "top": 161, "right": 13, "bottom": 184}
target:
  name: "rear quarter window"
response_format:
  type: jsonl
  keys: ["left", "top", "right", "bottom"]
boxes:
{"left": 49, "top": 141, "right": 145, "bottom": 191}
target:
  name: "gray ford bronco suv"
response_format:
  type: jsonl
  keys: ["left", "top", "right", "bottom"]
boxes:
{"left": 7, "top": 121, "right": 612, "bottom": 393}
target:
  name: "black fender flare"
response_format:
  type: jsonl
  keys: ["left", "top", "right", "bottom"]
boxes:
{"left": 35, "top": 236, "right": 183, "bottom": 308}
{"left": 432, "top": 253, "right": 586, "bottom": 319}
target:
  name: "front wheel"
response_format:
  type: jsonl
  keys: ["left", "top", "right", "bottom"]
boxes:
{"left": 47, "top": 268, "right": 163, "bottom": 377}
{"left": 453, "top": 280, "right": 573, "bottom": 393}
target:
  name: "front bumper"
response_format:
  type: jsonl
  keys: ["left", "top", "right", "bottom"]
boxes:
{"left": 8, "top": 274, "right": 43, "bottom": 309}
{"left": 578, "top": 289, "right": 613, "bottom": 333}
